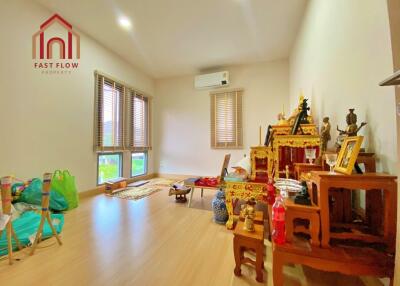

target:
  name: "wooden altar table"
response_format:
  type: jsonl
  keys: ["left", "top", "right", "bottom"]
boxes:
{"left": 309, "top": 171, "right": 397, "bottom": 252}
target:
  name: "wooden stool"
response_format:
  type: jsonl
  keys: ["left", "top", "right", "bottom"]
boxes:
{"left": 233, "top": 221, "right": 264, "bottom": 283}
{"left": 239, "top": 210, "right": 264, "bottom": 225}
{"left": 30, "top": 173, "right": 62, "bottom": 255}
{"left": 105, "top": 177, "right": 127, "bottom": 194}
{"left": 284, "top": 198, "right": 320, "bottom": 247}
{"left": 0, "top": 176, "right": 23, "bottom": 264}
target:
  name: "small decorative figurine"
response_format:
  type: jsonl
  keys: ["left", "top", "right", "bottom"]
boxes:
{"left": 294, "top": 181, "right": 311, "bottom": 205}
{"left": 285, "top": 165, "right": 290, "bottom": 179}
{"left": 335, "top": 109, "right": 367, "bottom": 150}
{"left": 242, "top": 198, "right": 256, "bottom": 232}
{"left": 277, "top": 105, "right": 289, "bottom": 125}
{"left": 320, "top": 117, "right": 331, "bottom": 152}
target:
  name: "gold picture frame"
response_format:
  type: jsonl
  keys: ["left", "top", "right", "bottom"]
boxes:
{"left": 334, "top": 136, "right": 364, "bottom": 175}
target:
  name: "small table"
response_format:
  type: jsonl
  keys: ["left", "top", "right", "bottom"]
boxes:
{"left": 225, "top": 181, "right": 267, "bottom": 229}
{"left": 293, "top": 163, "right": 323, "bottom": 180}
{"left": 310, "top": 171, "right": 397, "bottom": 251}
{"left": 184, "top": 178, "right": 220, "bottom": 208}
{"left": 233, "top": 221, "right": 264, "bottom": 283}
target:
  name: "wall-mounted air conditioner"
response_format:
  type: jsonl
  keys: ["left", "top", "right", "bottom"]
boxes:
{"left": 194, "top": 71, "right": 229, "bottom": 89}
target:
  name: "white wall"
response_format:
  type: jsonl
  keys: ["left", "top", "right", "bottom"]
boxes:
{"left": 0, "top": 0, "right": 155, "bottom": 191}
{"left": 290, "top": 1, "right": 398, "bottom": 284}
{"left": 290, "top": 0, "right": 397, "bottom": 173}
{"left": 154, "top": 60, "right": 289, "bottom": 176}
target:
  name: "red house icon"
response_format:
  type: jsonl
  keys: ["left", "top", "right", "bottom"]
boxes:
{"left": 32, "top": 14, "right": 80, "bottom": 60}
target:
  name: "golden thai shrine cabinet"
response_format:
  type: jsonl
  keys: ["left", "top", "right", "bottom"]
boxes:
{"left": 270, "top": 124, "right": 320, "bottom": 179}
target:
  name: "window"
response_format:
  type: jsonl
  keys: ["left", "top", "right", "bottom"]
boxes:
{"left": 94, "top": 74, "right": 124, "bottom": 150}
{"left": 210, "top": 89, "right": 243, "bottom": 148}
{"left": 94, "top": 71, "right": 152, "bottom": 184}
{"left": 94, "top": 72, "right": 152, "bottom": 151}
{"left": 97, "top": 153, "right": 122, "bottom": 184}
{"left": 131, "top": 152, "right": 147, "bottom": 177}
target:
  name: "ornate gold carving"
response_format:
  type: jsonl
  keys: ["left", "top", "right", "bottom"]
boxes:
{"left": 271, "top": 124, "right": 319, "bottom": 136}
{"left": 272, "top": 135, "right": 321, "bottom": 179}
{"left": 225, "top": 181, "right": 266, "bottom": 229}
{"left": 250, "top": 146, "right": 273, "bottom": 181}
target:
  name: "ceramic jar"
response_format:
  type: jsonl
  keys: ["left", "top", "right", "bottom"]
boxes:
{"left": 211, "top": 188, "right": 228, "bottom": 224}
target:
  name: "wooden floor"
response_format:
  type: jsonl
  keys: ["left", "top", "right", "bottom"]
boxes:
{"left": 0, "top": 187, "right": 388, "bottom": 286}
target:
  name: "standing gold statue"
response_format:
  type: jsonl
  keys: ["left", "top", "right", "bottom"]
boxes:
{"left": 335, "top": 109, "right": 367, "bottom": 150}
{"left": 320, "top": 117, "right": 331, "bottom": 152}
{"left": 241, "top": 198, "right": 256, "bottom": 232}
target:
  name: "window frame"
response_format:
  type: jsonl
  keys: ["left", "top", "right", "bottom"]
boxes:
{"left": 96, "top": 152, "right": 123, "bottom": 185}
{"left": 130, "top": 151, "right": 148, "bottom": 178}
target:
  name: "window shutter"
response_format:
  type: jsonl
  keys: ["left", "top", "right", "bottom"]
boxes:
{"left": 210, "top": 89, "right": 243, "bottom": 149}
{"left": 94, "top": 73, "right": 125, "bottom": 151}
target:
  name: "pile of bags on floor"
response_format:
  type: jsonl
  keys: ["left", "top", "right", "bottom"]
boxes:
{"left": 11, "top": 170, "right": 79, "bottom": 211}
{"left": 0, "top": 170, "right": 78, "bottom": 255}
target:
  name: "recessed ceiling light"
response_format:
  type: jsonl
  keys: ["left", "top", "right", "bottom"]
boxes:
{"left": 118, "top": 16, "right": 132, "bottom": 30}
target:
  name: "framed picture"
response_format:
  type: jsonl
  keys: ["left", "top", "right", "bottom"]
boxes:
{"left": 334, "top": 136, "right": 364, "bottom": 175}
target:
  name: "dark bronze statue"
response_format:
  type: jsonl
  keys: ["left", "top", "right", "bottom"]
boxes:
{"left": 291, "top": 98, "right": 310, "bottom": 135}
{"left": 320, "top": 117, "right": 331, "bottom": 152}
{"left": 335, "top": 108, "right": 367, "bottom": 150}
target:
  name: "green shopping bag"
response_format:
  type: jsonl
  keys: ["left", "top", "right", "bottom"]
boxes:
{"left": 51, "top": 170, "right": 79, "bottom": 210}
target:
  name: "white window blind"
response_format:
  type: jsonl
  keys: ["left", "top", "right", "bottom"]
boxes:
{"left": 127, "top": 91, "right": 151, "bottom": 151}
{"left": 94, "top": 74, "right": 125, "bottom": 151}
{"left": 94, "top": 72, "right": 151, "bottom": 152}
{"left": 210, "top": 89, "right": 243, "bottom": 149}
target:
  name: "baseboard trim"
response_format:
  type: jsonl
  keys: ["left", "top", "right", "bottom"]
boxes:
{"left": 155, "top": 173, "right": 200, "bottom": 180}
{"left": 126, "top": 173, "right": 156, "bottom": 184}
{"left": 79, "top": 185, "right": 105, "bottom": 199}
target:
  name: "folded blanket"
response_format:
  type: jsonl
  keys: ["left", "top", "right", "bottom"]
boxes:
{"left": 0, "top": 211, "right": 64, "bottom": 256}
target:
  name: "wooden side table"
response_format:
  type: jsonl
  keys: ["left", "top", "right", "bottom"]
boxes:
{"left": 233, "top": 221, "right": 264, "bottom": 283}
{"left": 293, "top": 163, "right": 322, "bottom": 180}
{"left": 310, "top": 171, "right": 397, "bottom": 252}
{"left": 284, "top": 198, "right": 320, "bottom": 246}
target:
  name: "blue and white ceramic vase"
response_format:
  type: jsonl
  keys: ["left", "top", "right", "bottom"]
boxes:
{"left": 212, "top": 188, "right": 228, "bottom": 224}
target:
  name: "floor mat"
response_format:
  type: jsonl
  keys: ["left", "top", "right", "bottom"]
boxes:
{"left": 107, "top": 178, "right": 182, "bottom": 201}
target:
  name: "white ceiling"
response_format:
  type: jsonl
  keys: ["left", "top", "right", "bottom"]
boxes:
{"left": 36, "top": 0, "right": 308, "bottom": 79}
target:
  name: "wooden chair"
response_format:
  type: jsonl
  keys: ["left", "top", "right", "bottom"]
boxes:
{"left": 30, "top": 173, "right": 62, "bottom": 255}
{"left": 233, "top": 221, "right": 264, "bottom": 283}
{"left": 0, "top": 176, "right": 23, "bottom": 264}
{"left": 284, "top": 198, "right": 320, "bottom": 246}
